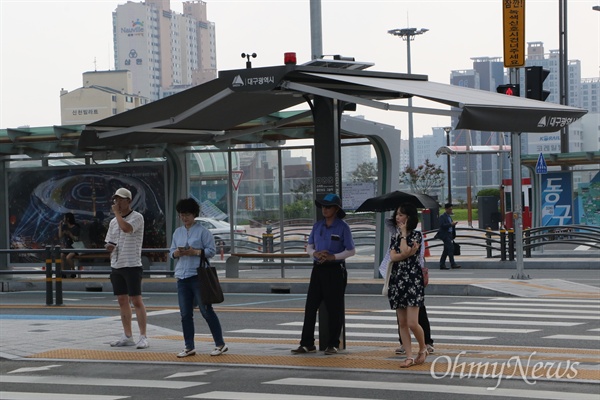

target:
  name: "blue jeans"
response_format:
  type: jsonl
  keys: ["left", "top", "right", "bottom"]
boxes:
{"left": 177, "top": 276, "right": 225, "bottom": 350}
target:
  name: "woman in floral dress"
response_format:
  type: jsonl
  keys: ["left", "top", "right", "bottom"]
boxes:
{"left": 387, "top": 203, "right": 427, "bottom": 368}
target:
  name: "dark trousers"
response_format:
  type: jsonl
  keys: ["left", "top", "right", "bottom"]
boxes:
{"left": 439, "top": 236, "right": 457, "bottom": 267}
{"left": 300, "top": 261, "right": 347, "bottom": 348}
{"left": 398, "top": 305, "right": 433, "bottom": 346}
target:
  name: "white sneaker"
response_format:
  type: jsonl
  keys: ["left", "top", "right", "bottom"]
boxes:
{"left": 110, "top": 334, "right": 135, "bottom": 347}
{"left": 210, "top": 344, "right": 228, "bottom": 356}
{"left": 136, "top": 335, "right": 149, "bottom": 349}
{"left": 177, "top": 348, "right": 196, "bottom": 358}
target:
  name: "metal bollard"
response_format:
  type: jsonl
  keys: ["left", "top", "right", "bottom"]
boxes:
{"left": 54, "top": 246, "right": 63, "bottom": 306}
{"left": 485, "top": 228, "right": 492, "bottom": 259}
{"left": 508, "top": 230, "right": 515, "bottom": 261}
{"left": 500, "top": 229, "right": 506, "bottom": 261}
{"left": 524, "top": 230, "right": 531, "bottom": 258}
{"left": 45, "top": 246, "right": 53, "bottom": 306}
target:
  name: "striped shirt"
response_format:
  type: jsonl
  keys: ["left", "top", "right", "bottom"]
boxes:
{"left": 105, "top": 210, "right": 144, "bottom": 269}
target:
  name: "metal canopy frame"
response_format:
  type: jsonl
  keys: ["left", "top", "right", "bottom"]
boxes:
{"left": 77, "top": 61, "right": 587, "bottom": 152}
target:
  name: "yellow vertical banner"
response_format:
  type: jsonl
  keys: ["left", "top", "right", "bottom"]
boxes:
{"left": 503, "top": 0, "right": 525, "bottom": 67}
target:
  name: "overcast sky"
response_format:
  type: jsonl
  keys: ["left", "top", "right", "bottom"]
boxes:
{"left": 1, "top": 0, "right": 599, "bottom": 136}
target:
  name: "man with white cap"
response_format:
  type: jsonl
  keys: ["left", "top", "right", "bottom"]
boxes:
{"left": 105, "top": 187, "right": 148, "bottom": 349}
{"left": 292, "top": 193, "right": 355, "bottom": 355}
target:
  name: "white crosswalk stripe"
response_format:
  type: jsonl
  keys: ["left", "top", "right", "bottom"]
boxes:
{"left": 226, "top": 297, "right": 600, "bottom": 345}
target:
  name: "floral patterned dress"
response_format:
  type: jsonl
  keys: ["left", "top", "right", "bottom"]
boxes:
{"left": 388, "top": 230, "right": 425, "bottom": 309}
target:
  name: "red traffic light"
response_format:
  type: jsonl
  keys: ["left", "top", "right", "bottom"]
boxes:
{"left": 496, "top": 84, "right": 520, "bottom": 96}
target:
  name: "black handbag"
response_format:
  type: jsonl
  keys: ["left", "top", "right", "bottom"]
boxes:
{"left": 197, "top": 254, "right": 224, "bottom": 304}
{"left": 453, "top": 241, "right": 461, "bottom": 256}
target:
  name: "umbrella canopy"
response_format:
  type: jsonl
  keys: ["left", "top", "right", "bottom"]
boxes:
{"left": 356, "top": 191, "right": 439, "bottom": 212}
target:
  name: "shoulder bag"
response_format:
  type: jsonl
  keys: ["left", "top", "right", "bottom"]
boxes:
{"left": 453, "top": 241, "right": 461, "bottom": 256}
{"left": 197, "top": 254, "right": 224, "bottom": 304}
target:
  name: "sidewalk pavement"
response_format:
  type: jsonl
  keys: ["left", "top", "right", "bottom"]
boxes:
{"left": 1, "top": 255, "right": 599, "bottom": 382}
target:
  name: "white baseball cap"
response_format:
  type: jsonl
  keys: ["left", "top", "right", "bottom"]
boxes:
{"left": 112, "top": 188, "right": 132, "bottom": 200}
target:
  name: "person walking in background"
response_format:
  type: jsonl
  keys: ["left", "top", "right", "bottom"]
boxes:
{"left": 386, "top": 203, "right": 427, "bottom": 368}
{"left": 58, "top": 212, "right": 81, "bottom": 278}
{"left": 105, "top": 188, "right": 149, "bottom": 349}
{"left": 169, "top": 198, "right": 228, "bottom": 358}
{"left": 292, "top": 193, "right": 355, "bottom": 355}
{"left": 435, "top": 203, "right": 461, "bottom": 270}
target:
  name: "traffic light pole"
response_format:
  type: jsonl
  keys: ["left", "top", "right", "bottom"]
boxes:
{"left": 508, "top": 67, "right": 528, "bottom": 280}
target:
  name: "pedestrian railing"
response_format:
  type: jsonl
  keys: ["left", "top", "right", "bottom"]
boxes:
{"left": 0, "top": 246, "right": 170, "bottom": 305}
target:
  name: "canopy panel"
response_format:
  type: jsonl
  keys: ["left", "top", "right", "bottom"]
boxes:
{"left": 78, "top": 62, "right": 588, "bottom": 151}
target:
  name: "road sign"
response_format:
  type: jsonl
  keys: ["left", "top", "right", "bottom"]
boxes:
{"left": 535, "top": 152, "right": 548, "bottom": 174}
{"left": 232, "top": 170, "right": 243, "bottom": 190}
{"left": 502, "top": 0, "right": 525, "bottom": 67}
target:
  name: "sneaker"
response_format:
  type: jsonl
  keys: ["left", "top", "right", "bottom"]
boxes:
{"left": 291, "top": 345, "right": 317, "bottom": 354}
{"left": 395, "top": 345, "right": 406, "bottom": 355}
{"left": 136, "top": 335, "right": 149, "bottom": 349}
{"left": 110, "top": 334, "right": 135, "bottom": 347}
{"left": 324, "top": 346, "right": 338, "bottom": 355}
{"left": 177, "top": 348, "right": 196, "bottom": 358}
{"left": 427, "top": 344, "right": 435, "bottom": 354}
{"left": 210, "top": 344, "right": 228, "bottom": 356}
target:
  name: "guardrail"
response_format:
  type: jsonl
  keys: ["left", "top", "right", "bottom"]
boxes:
{"left": 228, "top": 224, "right": 600, "bottom": 261}
{"left": 0, "top": 246, "right": 170, "bottom": 306}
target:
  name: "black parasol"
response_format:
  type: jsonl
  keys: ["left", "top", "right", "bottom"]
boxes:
{"left": 356, "top": 190, "right": 439, "bottom": 212}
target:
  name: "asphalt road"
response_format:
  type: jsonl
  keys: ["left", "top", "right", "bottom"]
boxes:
{"left": 1, "top": 290, "right": 598, "bottom": 399}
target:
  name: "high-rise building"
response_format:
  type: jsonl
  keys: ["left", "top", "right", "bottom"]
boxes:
{"left": 449, "top": 58, "right": 511, "bottom": 202}
{"left": 112, "top": 0, "right": 216, "bottom": 101}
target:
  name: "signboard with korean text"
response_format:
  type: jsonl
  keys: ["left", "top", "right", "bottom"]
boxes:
{"left": 502, "top": 0, "right": 525, "bottom": 67}
{"left": 541, "top": 171, "right": 572, "bottom": 226}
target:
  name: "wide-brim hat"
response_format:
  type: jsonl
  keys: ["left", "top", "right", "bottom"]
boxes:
{"left": 315, "top": 193, "right": 346, "bottom": 219}
{"left": 112, "top": 188, "right": 132, "bottom": 200}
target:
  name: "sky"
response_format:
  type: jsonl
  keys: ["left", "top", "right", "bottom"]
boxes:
{"left": 1, "top": 0, "right": 599, "bottom": 136}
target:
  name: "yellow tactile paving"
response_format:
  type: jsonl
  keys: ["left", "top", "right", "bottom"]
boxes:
{"left": 26, "top": 338, "right": 600, "bottom": 383}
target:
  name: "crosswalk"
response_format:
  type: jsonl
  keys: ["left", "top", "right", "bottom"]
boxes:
{"left": 1, "top": 372, "right": 595, "bottom": 400}
{"left": 228, "top": 297, "right": 600, "bottom": 344}
{"left": 2, "top": 297, "right": 598, "bottom": 399}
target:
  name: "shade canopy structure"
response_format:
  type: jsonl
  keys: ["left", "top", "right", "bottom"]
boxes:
{"left": 356, "top": 190, "right": 439, "bottom": 212}
{"left": 435, "top": 145, "right": 512, "bottom": 156}
{"left": 78, "top": 59, "right": 587, "bottom": 151}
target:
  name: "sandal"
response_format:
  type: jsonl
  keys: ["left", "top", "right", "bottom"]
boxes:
{"left": 415, "top": 350, "right": 428, "bottom": 365}
{"left": 400, "top": 357, "right": 416, "bottom": 368}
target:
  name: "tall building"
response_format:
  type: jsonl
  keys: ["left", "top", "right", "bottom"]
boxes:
{"left": 518, "top": 42, "right": 585, "bottom": 155}
{"left": 112, "top": 0, "right": 216, "bottom": 101}
{"left": 449, "top": 58, "right": 511, "bottom": 202}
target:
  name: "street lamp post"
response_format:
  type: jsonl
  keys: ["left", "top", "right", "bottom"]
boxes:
{"left": 388, "top": 27, "right": 428, "bottom": 168}
{"left": 443, "top": 126, "right": 453, "bottom": 204}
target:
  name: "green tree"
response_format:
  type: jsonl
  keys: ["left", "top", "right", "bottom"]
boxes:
{"left": 350, "top": 162, "right": 377, "bottom": 182}
{"left": 399, "top": 159, "right": 444, "bottom": 195}
{"left": 290, "top": 182, "right": 311, "bottom": 201}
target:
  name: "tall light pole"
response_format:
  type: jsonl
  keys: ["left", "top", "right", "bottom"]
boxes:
{"left": 443, "top": 126, "right": 453, "bottom": 204}
{"left": 388, "top": 27, "right": 428, "bottom": 168}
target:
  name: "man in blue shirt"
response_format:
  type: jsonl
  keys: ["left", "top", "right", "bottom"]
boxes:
{"left": 292, "top": 193, "right": 355, "bottom": 355}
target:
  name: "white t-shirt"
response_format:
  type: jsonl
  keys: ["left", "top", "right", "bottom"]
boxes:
{"left": 105, "top": 210, "right": 144, "bottom": 269}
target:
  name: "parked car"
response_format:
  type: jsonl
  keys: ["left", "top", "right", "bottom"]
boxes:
{"left": 194, "top": 217, "right": 246, "bottom": 253}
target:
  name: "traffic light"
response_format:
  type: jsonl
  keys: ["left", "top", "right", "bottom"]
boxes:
{"left": 525, "top": 66, "right": 550, "bottom": 101}
{"left": 496, "top": 84, "right": 520, "bottom": 96}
